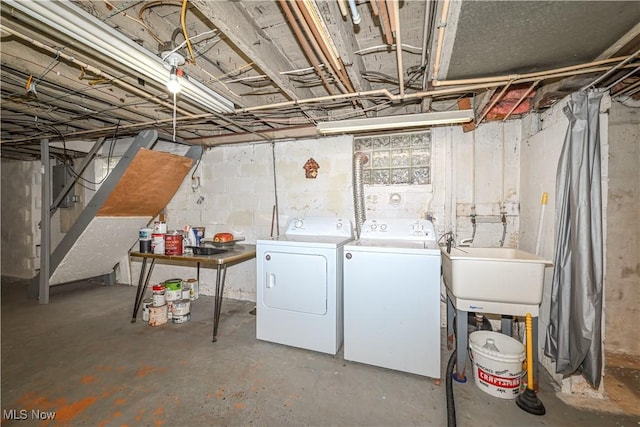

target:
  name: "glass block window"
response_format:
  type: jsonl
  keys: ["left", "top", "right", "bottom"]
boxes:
{"left": 354, "top": 131, "right": 431, "bottom": 185}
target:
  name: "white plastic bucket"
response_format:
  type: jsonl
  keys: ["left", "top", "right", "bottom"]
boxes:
{"left": 469, "top": 330, "right": 525, "bottom": 399}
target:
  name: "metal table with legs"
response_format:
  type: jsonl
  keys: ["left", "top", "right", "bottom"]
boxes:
{"left": 129, "top": 244, "right": 256, "bottom": 342}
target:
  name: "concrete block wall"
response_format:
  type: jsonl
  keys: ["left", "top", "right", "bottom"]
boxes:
{"left": 1, "top": 160, "right": 38, "bottom": 278}
{"left": 605, "top": 101, "right": 640, "bottom": 356}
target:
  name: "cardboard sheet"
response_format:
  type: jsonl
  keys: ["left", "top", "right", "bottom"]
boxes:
{"left": 97, "top": 148, "right": 193, "bottom": 217}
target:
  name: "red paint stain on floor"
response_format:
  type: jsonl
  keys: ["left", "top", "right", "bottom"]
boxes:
{"left": 234, "top": 403, "right": 245, "bottom": 409}
{"left": 54, "top": 396, "right": 98, "bottom": 425}
{"left": 154, "top": 420, "right": 165, "bottom": 427}
{"left": 114, "top": 398, "right": 127, "bottom": 405}
{"left": 81, "top": 375, "right": 98, "bottom": 384}
{"left": 135, "top": 409, "right": 145, "bottom": 421}
{"left": 154, "top": 406, "right": 164, "bottom": 416}
{"left": 97, "top": 419, "right": 111, "bottom": 427}
{"left": 113, "top": 411, "right": 122, "bottom": 418}
{"left": 136, "top": 366, "right": 167, "bottom": 378}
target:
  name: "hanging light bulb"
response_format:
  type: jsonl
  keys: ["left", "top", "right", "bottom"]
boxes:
{"left": 166, "top": 65, "right": 181, "bottom": 94}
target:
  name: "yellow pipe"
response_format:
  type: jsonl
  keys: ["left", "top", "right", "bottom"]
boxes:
{"left": 525, "top": 313, "right": 534, "bottom": 390}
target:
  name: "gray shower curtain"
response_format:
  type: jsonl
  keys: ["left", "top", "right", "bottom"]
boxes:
{"left": 544, "top": 91, "right": 604, "bottom": 388}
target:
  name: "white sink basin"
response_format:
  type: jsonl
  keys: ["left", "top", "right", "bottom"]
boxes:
{"left": 441, "top": 247, "right": 552, "bottom": 312}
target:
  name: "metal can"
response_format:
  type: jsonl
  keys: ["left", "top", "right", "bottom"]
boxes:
{"left": 172, "top": 299, "right": 191, "bottom": 316}
{"left": 142, "top": 298, "right": 153, "bottom": 322}
{"left": 139, "top": 227, "right": 153, "bottom": 240}
{"left": 184, "top": 278, "right": 199, "bottom": 300}
{"left": 152, "top": 285, "right": 166, "bottom": 307}
{"left": 172, "top": 313, "right": 191, "bottom": 324}
{"left": 164, "top": 279, "right": 182, "bottom": 302}
{"left": 154, "top": 221, "right": 167, "bottom": 234}
{"left": 164, "top": 231, "right": 183, "bottom": 255}
{"left": 151, "top": 233, "right": 165, "bottom": 254}
{"left": 149, "top": 305, "right": 168, "bottom": 326}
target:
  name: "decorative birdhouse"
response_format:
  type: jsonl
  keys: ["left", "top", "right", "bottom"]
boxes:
{"left": 303, "top": 157, "right": 320, "bottom": 179}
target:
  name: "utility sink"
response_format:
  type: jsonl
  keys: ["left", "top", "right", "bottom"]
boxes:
{"left": 441, "top": 247, "right": 553, "bottom": 315}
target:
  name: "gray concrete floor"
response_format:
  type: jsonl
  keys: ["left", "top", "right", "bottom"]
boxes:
{"left": 1, "top": 278, "right": 638, "bottom": 427}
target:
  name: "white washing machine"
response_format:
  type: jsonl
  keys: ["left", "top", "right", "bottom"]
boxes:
{"left": 256, "top": 217, "right": 353, "bottom": 354}
{"left": 343, "top": 219, "right": 442, "bottom": 378}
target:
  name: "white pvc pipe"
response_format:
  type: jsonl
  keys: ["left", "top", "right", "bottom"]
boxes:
{"left": 347, "top": 0, "right": 361, "bottom": 24}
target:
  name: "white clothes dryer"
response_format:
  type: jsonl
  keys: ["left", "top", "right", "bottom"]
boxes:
{"left": 343, "top": 219, "right": 442, "bottom": 378}
{"left": 256, "top": 217, "right": 353, "bottom": 354}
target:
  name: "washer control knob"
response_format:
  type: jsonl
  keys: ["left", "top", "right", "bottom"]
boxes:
{"left": 295, "top": 219, "right": 304, "bottom": 228}
{"left": 346, "top": 253, "right": 352, "bottom": 259}
{"left": 370, "top": 223, "right": 378, "bottom": 230}
{"left": 265, "top": 254, "right": 271, "bottom": 261}
{"left": 380, "top": 224, "right": 387, "bottom": 231}
{"left": 336, "top": 222, "right": 343, "bottom": 229}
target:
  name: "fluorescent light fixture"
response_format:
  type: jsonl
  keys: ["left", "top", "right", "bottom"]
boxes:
{"left": 6, "top": 0, "right": 234, "bottom": 114}
{"left": 317, "top": 110, "right": 475, "bottom": 134}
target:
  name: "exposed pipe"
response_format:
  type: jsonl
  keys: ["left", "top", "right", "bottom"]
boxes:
{"left": 432, "top": 0, "right": 451, "bottom": 80}
{"left": 290, "top": 0, "right": 348, "bottom": 93}
{"left": 278, "top": 0, "right": 335, "bottom": 95}
{"left": 435, "top": 55, "right": 634, "bottom": 87}
{"left": 300, "top": 0, "right": 342, "bottom": 72}
{"left": 39, "top": 138, "right": 51, "bottom": 304}
{"left": 376, "top": 0, "right": 394, "bottom": 45}
{"left": 420, "top": 0, "right": 434, "bottom": 93}
{"left": 347, "top": 0, "right": 361, "bottom": 24}
{"left": 353, "top": 151, "right": 369, "bottom": 238}
{"left": 502, "top": 80, "right": 539, "bottom": 121}
{"left": 391, "top": 0, "right": 405, "bottom": 96}
{"left": 605, "top": 65, "right": 640, "bottom": 91}
{"left": 5, "top": 59, "right": 638, "bottom": 145}
{"left": 581, "top": 47, "right": 640, "bottom": 91}
{"left": 385, "top": 0, "right": 396, "bottom": 34}
{"left": 616, "top": 79, "right": 640, "bottom": 97}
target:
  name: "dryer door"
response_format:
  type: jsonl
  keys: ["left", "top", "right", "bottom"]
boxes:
{"left": 262, "top": 250, "right": 327, "bottom": 315}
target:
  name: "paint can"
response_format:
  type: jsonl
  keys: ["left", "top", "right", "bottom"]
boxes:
{"left": 172, "top": 312, "right": 191, "bottom": 324}
{"left": 139, "top": 227, "right": 153, "bottom": 240}
{"left": 184, "top": 278, "right": 199, "bottom": 300}
{"left": 139, "top": 239, "right": 152, "bottom": 253}
{"left": 148, "top": 304, "right": 168, "bottom": 326}
{"left": 164, "top": 279, "right": 182, "bottom": 302}
{"left": 152, "top": 285, "right": 166, "bottom": 307}
{"left": 164, "top": 231, "right": 183, "bottom": 255}
{"left": 181, "top": 283, "right": 191, "bottom": 300}
{"left": 154, "top": 221, "right": 167, "bottom": 234}
{"left": 151, "top": 233, "right": 165, "bottom": 254}
{"left": 172, "top": 299, "right": 191, "bottom": 316}
{"left": 142, "top": 298, "right": 153, "bottom": 322}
